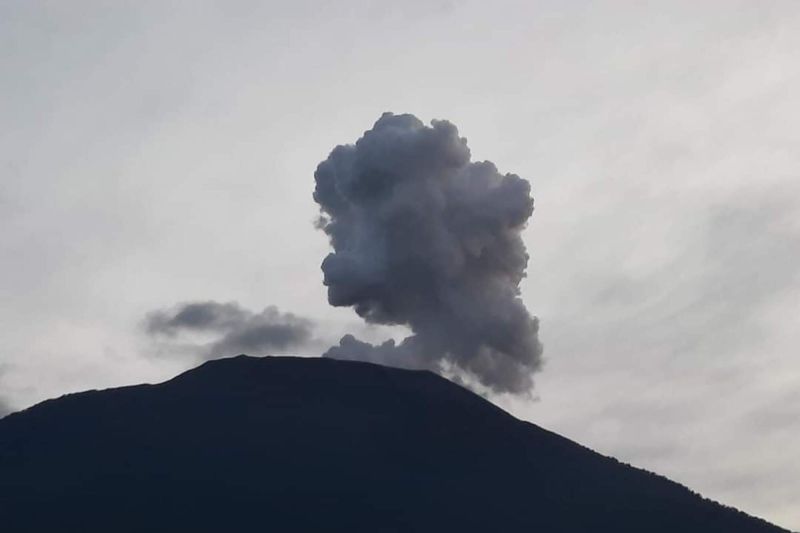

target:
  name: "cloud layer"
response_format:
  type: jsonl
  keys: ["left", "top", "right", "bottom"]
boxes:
{"left": 314, "top": 113, "right": 542, "bottom": 393}
{"left": 145, "top": 301, "right": 314, "bottom": 359}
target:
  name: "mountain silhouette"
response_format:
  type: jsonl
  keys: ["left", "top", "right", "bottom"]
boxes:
{"left": 0, "top": 355, "right": 789, "bottom": 532}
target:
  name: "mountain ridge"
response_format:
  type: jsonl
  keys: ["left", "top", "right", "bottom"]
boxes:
{"left": 0, "top": 355, "right": 790, "bottom": 532}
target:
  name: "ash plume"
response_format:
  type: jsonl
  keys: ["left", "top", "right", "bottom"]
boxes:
{"left": 313, "top": 113, "right": 542, "bottom": 393}
{"left": 145, "top": 301, "right": 314, "bottom": 358}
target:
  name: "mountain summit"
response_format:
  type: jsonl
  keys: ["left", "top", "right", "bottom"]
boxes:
{"left": 0, "top": 355, "right": 788, "bottom": 532}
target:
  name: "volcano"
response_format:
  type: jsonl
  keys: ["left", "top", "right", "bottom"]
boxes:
{"left": 0, "top": 355, "right": 788, "bottom": 532}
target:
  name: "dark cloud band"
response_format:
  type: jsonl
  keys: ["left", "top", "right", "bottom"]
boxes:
{"left": 144, "top": 301, "right": 314, "bottom": 359}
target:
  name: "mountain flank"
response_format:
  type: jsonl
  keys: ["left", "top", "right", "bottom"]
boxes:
{"left": 0, "top": 355, "right": 789, "bottom": 532}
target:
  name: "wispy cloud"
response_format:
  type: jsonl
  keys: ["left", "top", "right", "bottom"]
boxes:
{"left": 144, "top": 301, "right": 316, "bottom": 360}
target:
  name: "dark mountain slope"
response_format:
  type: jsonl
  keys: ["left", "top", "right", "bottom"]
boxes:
{"left": 0, "top": 355, "right": 788, "bottom": 532}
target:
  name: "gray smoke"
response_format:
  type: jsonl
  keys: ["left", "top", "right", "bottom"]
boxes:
{"left": 145, "top": 301, "right": 314, "bottom": 358}
{"left": 313, "top": 113, "right": 542, "bottom": 393}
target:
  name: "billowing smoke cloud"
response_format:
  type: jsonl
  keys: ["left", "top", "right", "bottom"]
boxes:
{"left": 313, "top": 113, "right": 542, "bottom": 393}
{"left": 145, "top": 301, "right": 314, "bottom": 358}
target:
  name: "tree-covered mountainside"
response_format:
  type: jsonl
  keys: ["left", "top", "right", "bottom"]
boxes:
{"left": 0, "top": 355, "right": 788, "bottom": 532}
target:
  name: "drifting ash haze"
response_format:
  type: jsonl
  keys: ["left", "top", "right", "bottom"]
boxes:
{"left": 145, "top": 301, "right": 314, "bottom": 359}
{"left": 314, "top": 113, "right": 542, "bottom": 394}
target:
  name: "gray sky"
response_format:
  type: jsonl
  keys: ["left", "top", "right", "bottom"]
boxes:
{"left": 1, "top": 1, "right": 798, "bottom": 528}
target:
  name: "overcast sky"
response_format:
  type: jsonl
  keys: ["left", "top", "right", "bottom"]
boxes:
{"left": 1, "top": 1, "right": 799, "bottom": 528}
